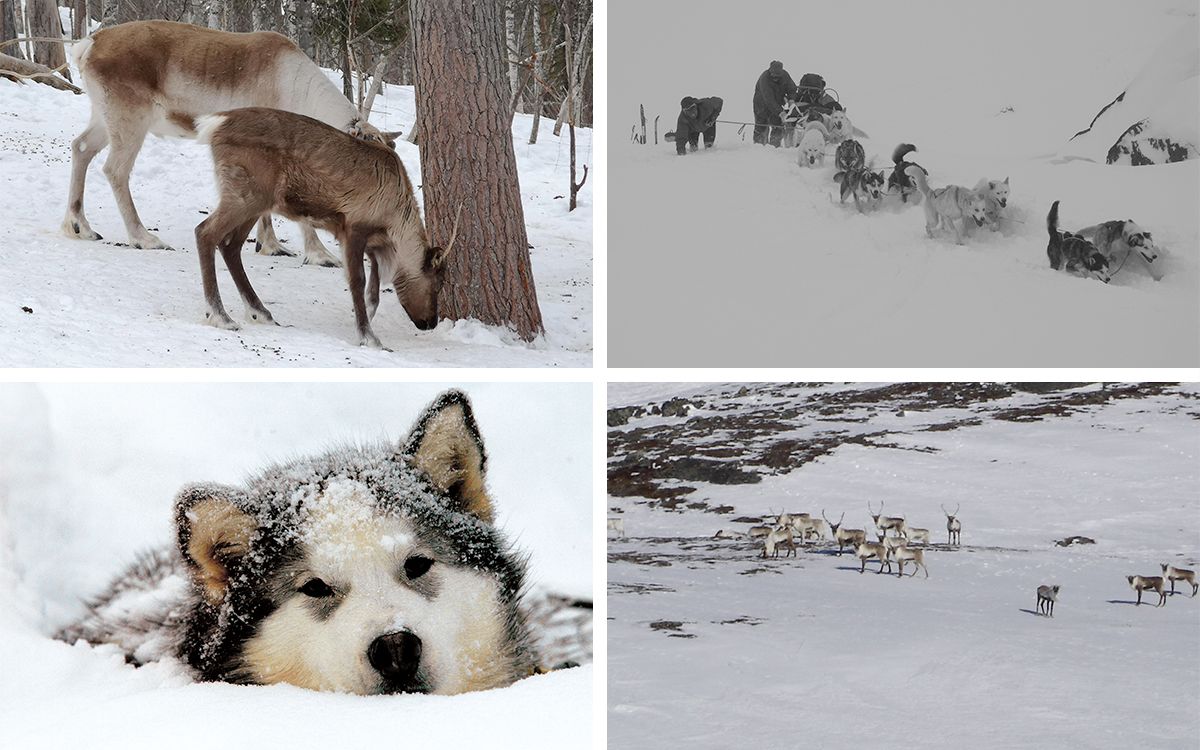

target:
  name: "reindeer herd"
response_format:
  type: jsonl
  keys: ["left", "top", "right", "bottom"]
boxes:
{"left": 611, "top": 500, "right": 1198, "bottom": 616}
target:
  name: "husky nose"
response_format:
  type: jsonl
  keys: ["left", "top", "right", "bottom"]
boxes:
{"left": 368, "top": 630, "right": 422, "bottom": 684}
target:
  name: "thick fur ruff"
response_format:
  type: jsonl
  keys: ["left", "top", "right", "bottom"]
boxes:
{"left": 56, "top": 390, "right": 548, "bottom": 696}
{"left": 906, "top": 166, "right": 988, "bottom": 245}
{"left": 1047, "top": 201, "right": 1111, "bottom": 283}
{"left": 888, "top": 143, "right": 926, "bottom": 204}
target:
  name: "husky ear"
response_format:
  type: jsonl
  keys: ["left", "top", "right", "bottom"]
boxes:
{"left": 175, "top": 483, "right": 256, "bottom": 606}
{"left": 402, "top": 390, "right": 493, "bottom": 523}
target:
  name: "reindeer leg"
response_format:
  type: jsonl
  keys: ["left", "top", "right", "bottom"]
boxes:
{"left": 102, "top": 109, "right": 168, "bottom": 250}
{"left": 366, "top": 255, "right": 381, "bottom": 320}
{"left": 62, "top": 117, "right": 110, "bottom": 241}
{"left": 301, "top": 222, "right": 341, "bottom": 268}
{"left": 195, "top": 213, "right": 241, "bottom": 330}
{"left": 219, "top": 218, "right": 276, "bottom": 325}
{"left": 345, "top": 228, "right": 381, "bottom": 348}
{"left": 254, "top": 216, "right": 296, "bottom": 257}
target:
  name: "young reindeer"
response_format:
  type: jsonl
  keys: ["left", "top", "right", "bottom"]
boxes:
{"left": 823, "top": 511, "right": 867, "bottom": 556}
{"left": 763, "top": 526, "right": 797, "bottom": 559}
{"left": 195, "top": 108, "right": 461, "bottom": 347}
{"left": 941, "top": 503, "right": 962, "bottom": 545}
{"left": 892, "top": 544, "right": 929, "bottom": 578}
{"left": 868, "top": 501, "right": 908, "bottom": 538}
{"left": 854, "top": 536, "right": 892, "bottom": 574}
{"left": 1127, "top": 575, "right": 1167, "bottom": 607}
{"left": 1036, "top": 585, "right": 1060, "bottom": 617}
{"left": 62, "top": 20, "right": 400, "bottom": 264}
{"left": 905, "top": 527, "right": 931, "bottom": 545}
{"left": 1161, "top": 564, "right": 1198, "bottom": 597}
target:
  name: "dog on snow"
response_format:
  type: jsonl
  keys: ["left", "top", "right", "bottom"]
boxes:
{"left": 1077, "top": 218, "right": 1163, "bottom": 281}
{"left": 1046, "top": 201, "right": 1111, "bottom": 283}
{"left": 905, "top": 165, "right": 988, "bottom": 245}
{"left": 797, "top": 121, "right": 829, "bottom": 168}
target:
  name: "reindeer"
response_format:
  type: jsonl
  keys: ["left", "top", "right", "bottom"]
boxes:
{"left": 1127, "top": 575, "right": 1167, "bottom": 607}
{"left": 62, "top": 20, "right": 399, "bottom": 265}
{"left": 805, "top": 516, "right": 828, "bottom": 541}
{"left": 788, "top": 515, "right": 818, "bottom": 544}
{"left": 763, "top": 526, "right": 797, "bottom": 559}
{"left": 905, "top": 527, "right": 931, "bottom": 545}
{"left": 195, "top": 108, "right": 461, "bottom": 346}
{"left": 891, "top": 544, "right": 928, "bottom": 578}
{"left": 854, "top": 537, "right": 891, "bottom": 574}
{"left": 1036, "top": 585, "right": 1059, "bottom": 617}
{"left": 868, "top": 501, "right": 908, "bottom": 538}
{"left": 747, "top": 525, "right": 773, "bottom": 540}
{"left": 1161, "top": 564, "right": 1198, "bottom": 597}
{"left": 607, "top": 518, "right": 625, "bottom": 538}
{"left": 941, "top": 503, "right": 962, "bottom": 545}
{"left": 823, "top": 511, "right": 867, "bottom": 556}
{"left": 881, "top": 534, "right": 907, "bottom": 556}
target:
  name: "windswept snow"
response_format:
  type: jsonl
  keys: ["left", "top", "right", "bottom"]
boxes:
{"left": 0, "top": 68, "right": 591, "bottom": 367}
{"left": 0, "top": 383, "right": 591, "bottom": 748}
{"left": 609, "top": 0, "right": 1199, "bottom": 367}
{"left": 608, "top": 382, "right": 1200, "bottom": 750}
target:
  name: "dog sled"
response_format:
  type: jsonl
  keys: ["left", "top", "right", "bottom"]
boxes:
{"left": 781, "top": 73, "right": 843, "bottom": 146}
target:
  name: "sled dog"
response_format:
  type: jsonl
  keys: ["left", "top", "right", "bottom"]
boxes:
{"left": 57, "top": 391, "right": 547, "bottom": 695}
{"left": 973, "top": 177, "right": 1010, "bottom": 231}
{"left": 1046, "top": 201, "right": 1111, "bottom": 283}
{"left": 887, "top": 143, "right": 926, "bottom": 204}
{"left": 905, "top": 166, "right": 988, "bottom": 245}
{"left": 834, "top": 139, "right": 865, "bottom": 173}
{"left": 834, "top": 142, "right": 886, "bottom": 214}
{"left": 797, "top": 122, "right": 829, "bottom": 168}
{"left": 1077, "top": 219, "right": 1163, "bottom": 281}
{"left": 822, "top": 110, "right": 853, "bottom": 144}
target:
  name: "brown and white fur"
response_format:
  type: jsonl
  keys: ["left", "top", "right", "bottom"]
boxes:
{"left": 906, "top": 166, "right": 988, "bottom": 245}
{"left": 824, "top": 511, "right": 867, "bottom": 556}
{"left": 855, "top": 537, "right": 892, "bottom": 574}
{"left": 891, "top": 545, "right": 928, "bottom": 578}
{"left": 195, "top": 108, "right": 459, "bottom": 347}
{"left": 868, "top": 501, "right": 908, "bottom": 538}
{"left": 1127, "top": 575, "right": 1166, "bottom": 606}
{"left": 1161, "top": 563, "right": 1198, "bottom": 596}
{"left": 762, "top": 526, "right": 797, "bottom": 559}
{"left": 1036, "top": 584, "right": 1059, "bottom": 616}
{"left": 62, "top": 20, "right": 399, "bottom": 265}
{"left": 797, "top": 121, "right": 829, "bottom": 168}
{"left": 905, "top": 528, "right": 931, "bottom": 545}
{"left": 1077, "top": 219, "right": 1163, "bottom": 281}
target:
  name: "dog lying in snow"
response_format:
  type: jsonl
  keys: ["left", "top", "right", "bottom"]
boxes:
{"left": 796, "top": 121, "right": 829, "bottom": 168}
{"left": 905, "top": 166, "right": 988, "bottom": 245}
{"left": 1077, "top": 218, "right": 1163, "bottom": 280}
{"left": 56, "top": 391, "right": 567, "bottom": 695}
{"left": 1046, "top": 201, "right": 1111, "bottom": 283}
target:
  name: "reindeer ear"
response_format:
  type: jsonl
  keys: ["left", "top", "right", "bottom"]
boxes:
{"left": 402, "top": 390, "right": 493, "bottom": 523}
{"left": 175, "top": 483, "right": 256, "bottom": 606}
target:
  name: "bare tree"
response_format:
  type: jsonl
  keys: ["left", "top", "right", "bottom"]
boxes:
{"left": 1, "top": 0, "right": 24, "bottom": 61}
{"left": 28, "top": 0, "right": 69, "bottom": 81}
{"left": 412, "top": 0, "right": 543, "bottom": 340}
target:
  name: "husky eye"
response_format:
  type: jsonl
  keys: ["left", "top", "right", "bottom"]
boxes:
{"left": 404, "top": 556, "right": 435, "bottom": 580}
{"left": 299, "top": 578, "right": 335, "bottom": 598}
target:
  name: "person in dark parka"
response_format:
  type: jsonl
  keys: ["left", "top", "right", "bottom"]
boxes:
{"left": 752, "top": 60, "right": 796, "bottom": 147}
{"left": 675, "top": 96, "right": 724, "bottom": 155}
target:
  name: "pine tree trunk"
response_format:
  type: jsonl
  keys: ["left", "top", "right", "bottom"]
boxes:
{"left": 29, "top": 0, "right": 69, "bottom": 82}
{"left": 1, "top": 0, "right": 24, "bottom": 61}
{"left": 412, "top": 0, "right": 543, "bottom": 340}
{"left": 71, "top": 0, "right": 87, "bottom": 39}
{"left": 227, "top": 0, "right": 253, "bottom": 32}
{"left": 527, "top": 0, "right": 543, "bottom": 144}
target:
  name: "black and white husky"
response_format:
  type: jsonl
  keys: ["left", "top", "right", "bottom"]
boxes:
{"left": 1077, "top": 218, "right": 1163, "bottom": 281}
{"left": 1047, "top": 201, "right": 1111, "bottom": 283}
{"left": 57, "top": 391, "right": 543, "bottom": 695}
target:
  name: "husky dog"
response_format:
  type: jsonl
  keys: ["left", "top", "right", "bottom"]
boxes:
{"left": 797, "top": 121, "right": 829, "bottom": 168}
{"left": 57, "top": 391, "right": 545, "bottom": 695}
{"left": 905, "top": 166, "right": 988, "bottom": 245}
{"left": 1077, "top": 219, "right": 1163, "bottom": 281}
{"left": 1036, "top": 584, "right": 1060, "bottom": 617}
{"left": 973, "top": 177, "right": 1010, "bottom": 231}
{"left": 1046, "top": 201, "right": 1111, "bottom": 283}
{"left": 834, "top": 139, "right": 866, "bottom": 173}
{"left": 887, "top": 143, "right": 926, "bottom": 204}
{"left": 1161, "top": 563, "right": 1198, "bottom": 597}
{"left": 822, "top": 110, "right": 853, "bottom": 144}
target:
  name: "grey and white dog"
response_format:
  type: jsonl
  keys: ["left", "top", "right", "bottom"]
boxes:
{"left": 57, "top": 391, "right": 547, "bottom": 695}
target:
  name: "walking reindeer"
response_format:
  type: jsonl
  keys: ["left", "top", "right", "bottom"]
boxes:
{"left": 941, "top": 503, "right": 962, "bottom": 546}
{"left": 823, "top": 511, "right": 867, "bottom": 556}
{"left": 1161, "top": 563, "right": 1198, "bottom": 597}
{"left": 868, "top": 501, "right": 908, "bottom": 538}
{"left": 1036, "top": 585, "right": 1060, "bottom": 617}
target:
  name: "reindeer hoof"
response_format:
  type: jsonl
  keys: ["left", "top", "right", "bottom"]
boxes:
{"left": 204, "top": 311, "right": 240, "bottom": 331}
{"left": 255, "top": 240, "right": 296, "bottom": 257}
{"left": 304, "top": 254, "right": 342, "bottom": 268}
{"left": 247, "top": 310, "right": 276, "bottom": 325}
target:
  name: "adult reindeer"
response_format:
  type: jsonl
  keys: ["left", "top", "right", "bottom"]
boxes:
{"left": 941, "top": 503, "right": 962, "bottom": 545}
{"left": 868, "top": 501, "right": 908, "bottom": 538}
{"left": 61, "top": 20, "right": 399, "bottom": 265}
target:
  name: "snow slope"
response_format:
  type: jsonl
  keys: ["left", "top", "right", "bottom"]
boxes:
{"left": 0, "top": 383, "right": 591, "bottom": 748}
{"left": 608, "top": 382, "right": 1200, "bottom": 749}
{"left": 609, "top": 0, "right": 1199, "bottom": 367}
{"left": 0, "top": 67, "right": 591, "bottom": 367}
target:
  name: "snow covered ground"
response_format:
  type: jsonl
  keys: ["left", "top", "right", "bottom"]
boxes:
{"left": 608, "top": 383, "right": 1200, "bottom": 749}
{"left": 0, "top": 383, "right": 591, "bottom": 748}
{"left": 609, "top": 0, "right": 1199, "bottom": 367}
{"left": 0, "top": 65, "right": 591, "bottom": 367}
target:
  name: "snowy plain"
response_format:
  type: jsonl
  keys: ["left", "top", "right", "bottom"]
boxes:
{"left": 0, "top": 61, "right": 592, "bottom": 367}
{"left": 608, "top": 383, "right": 1200, "bottom": 749}
{"left": 0, "top": 383, "right": 591, "bottom": 748}
{"left": 609, "top": 0, "right": 1199, "bottom": 367}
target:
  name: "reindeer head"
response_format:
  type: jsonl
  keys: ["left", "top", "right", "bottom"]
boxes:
{"left": 822, "top": 510, "right": 843, "bottom": 534}
{"left": 388, "top": 203, "right": 464, "bottom": 331}
{"left": 868, "top": 501, "right": 882, "bottom": 526}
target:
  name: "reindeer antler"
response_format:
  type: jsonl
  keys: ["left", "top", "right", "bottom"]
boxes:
{"left": 442, "top": 200, "right": 465, "bottom": 258}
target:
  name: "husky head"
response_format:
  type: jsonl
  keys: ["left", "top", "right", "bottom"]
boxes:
{"left": 981, "top": 177, "right": 1009, "bottom": 208}
{"left": 862, "top": 170, "right": 886, "bottom": 204}
{"left": 173, "top": 391, "right": 534, "bottom": 696}
{"left": 798, "top": 127, "right": 827, "bottom": 168}
{"left": 1122, "top": 221, "right": 1158, "bottom": 262}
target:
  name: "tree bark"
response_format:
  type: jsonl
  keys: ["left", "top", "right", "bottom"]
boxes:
{"left": 29, "top": 0, "right": 69, "bottom": 82}
{"left": 71, "top": 0, "right": 87, "bottom": 39}
{"left": 504, "top": 1, "right": 520, "bottom": 112}
{"left": 412, "top": 0, "right": 543, "bottom": 340}
{"left": 1, "top": 0, "right": 24, "bottom": 61}
{"left": 227, "top": 0, "right": 253, "bottom": 32}
{"left": 527, "top": 0, "right": 543, "bottom": 143}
